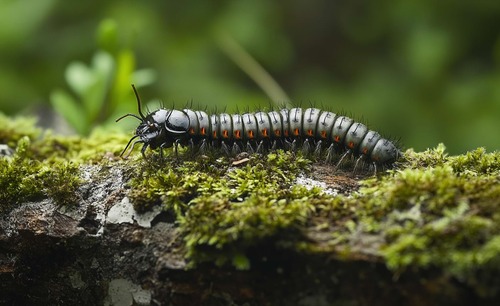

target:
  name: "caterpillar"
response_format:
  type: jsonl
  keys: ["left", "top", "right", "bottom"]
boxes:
{"left": 117, "top": 85, "right": 401, "bottom": 171}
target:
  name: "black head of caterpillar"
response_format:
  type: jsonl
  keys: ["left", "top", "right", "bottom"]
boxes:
{"left": 116, "top": 85, "right": 190, "bottom": 157}
{"left": 117, "top": 85, "right": 402, "bottom": 171}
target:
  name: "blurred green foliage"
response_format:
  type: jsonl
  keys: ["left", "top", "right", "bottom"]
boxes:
{"left": 0, "top": 0, "right": 499, "bottom": 153}
{"left": 49, "top": 19, "right": 156, "bottom": 135}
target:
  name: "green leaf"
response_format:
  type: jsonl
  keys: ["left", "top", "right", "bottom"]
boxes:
{"left": 65, "top": 62, "right": 94, "bottom": 96}
{"left": 82, "top": 51, "right": 115, "bottom": 122}
{"left": 50, "top": 89, "right": 87, "bottom": 135}
{"left": 132, "top": 69, "right": 157, "bottom": 87}
{"left": 97, "top": 18, "right": 118, "bottom": 54}
{"left": 110, "top": 49, "right": 135, "bottom": 111}
{"left": 93, "top": 50, "right": 114, "bottom": 77}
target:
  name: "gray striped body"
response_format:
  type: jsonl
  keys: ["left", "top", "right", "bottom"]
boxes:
{"left": 125, "top": 106, "right": 400, "bottom": 168}
{"left": 172, "top": 108, "right": 400, "bottom": 165}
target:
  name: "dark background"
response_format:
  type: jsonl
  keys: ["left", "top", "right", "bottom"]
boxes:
{"left": 1, "top": 0, "right": 499, "bottom": 154}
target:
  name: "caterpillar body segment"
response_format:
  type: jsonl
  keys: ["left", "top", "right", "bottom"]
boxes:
{"left": 289, "top": 108, "right": 303, "bottom": 137}
{"left": 219, "top": 113, "right": 232, "bottom": 140}
{"left": 317, "top": 111, "right": 337, "bottom": 140}
{"left": 302, "top": 108, "right": 321, "bottom": 138}
{"left": 195, "top": 111, "right": 209, "bottom": 137}
{"left": 268, "top": 111, "right": 283, "bottom": 138}
{"left": 231, "top": 114, "right": 244, "bottom": 140}
{"left": 242, "top": 113, "right": 257, "bottom": 140}
{"left": 345, "top": 123, "right": 368, "bottom": 152}
{"left": 331, "top": 116, "right": 354, "bottom": 146}
{"left": 359, "top": 131, "right": 382, "bottom": 157}
{"left": 255, "top": 111, "right": 271, "bottom": 139}
{"left": 279, "top": 109, "right": 290, "bottom": 137}
{"left": 184, "top": 109, "right": 199, "bottom": 136}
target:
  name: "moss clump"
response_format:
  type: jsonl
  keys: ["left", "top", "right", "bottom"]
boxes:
{"left": 128, "top": 150, "right": 311, "bottom": 212}
{"left": 182, "top": 176, "right": 325, "bottom": 269}
{"left": 0, "top": 114, "right": 131, "bottom": 215}
{"left": 0, "top": 113, "right": 41, "bottom": 148}
{"left": 128, "top": 150, "right": 317, "bottom": 268}
{"left": 127, "top": 143, "right": 500, "bottom": 291}
{"left": 310, "top": 145, "right": 500, "bottom": 296}
{"left": 26, "top": 129, "right": 132, "bottom": 163}
{"left": 0, "top": 137, "right": 82, "bottom": 214}
{"left": 360, "top": 165, "right": 500, "bottom": 271}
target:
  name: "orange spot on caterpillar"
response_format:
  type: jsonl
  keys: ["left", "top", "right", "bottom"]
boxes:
{"left": 222, "top": 130, "right": 229, "bottom": 138}
{"left": 294, "top": 128, "right": 300, "bottom": 136}
{"left": 234, "top": 130, "right": 241, "bottom": 139}
{"left": 362, "top": 147, "right": 368, "bottom": 154}
{"left": 200, "top": 127, "right": 206, "bottom": 135}
{"left": 284, "top": 130, "right": 289, "bottom": 137}
{"left": 334, "top": 135, "right": 340, "bottom": 143}
{"left": 262, "top": 129, "right": 269, "bottom": 137}
{"left": 213, "top": 131, "right": 217, "bottom": 138}
{"left": 348, "top": 142, "right": 354, "bottom": 149}
{"left": 307, "top": 129, "right": 313, "bottom": 137}
{"left": 189, "top": 128, "right": 195, "bottom": 135}
{"left": 248, "top": 130, "right": 254, "bottom": 139}
{"left": 320, "top": 130, "right": 327, "bottom": 139}
{"left": 274, "top": 129, "right": 281, "bottom": 136}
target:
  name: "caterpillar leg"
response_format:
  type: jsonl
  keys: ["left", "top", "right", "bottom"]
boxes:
{"left": 353, "top": 155, "right": 365, "bottom": 174}
{"left": 325, "top": 144, "right": 335, "bottom": 163}
{"left": 302, "top": 139, "right": 311, "bottom": 156}
{"left": 158, "top": 143, "right": 166, "bottom": 160}
{"left": 231, "top": 143, "right": 241, "bottom": 155}
{"left": 140, "top": 143, "right": 149, "bottom": 159}
{"left": 199, "top": 139, "right": 208, "bottom": 153}
{"left": 221, "top": 141, "right": 230, "bottom": 155}
{"left": 246, "top": 142, "right": 255, "bottom": 154}
{"left": 270, "top": 140, "right": 277, "bottom": 151}
{"left": 372, "top": 162, "right": 378, "bottom": 175}
{"left": 313, "top": 140, "right": 323, "bottom": 158}
{"left": 291, "top": 139, "right": 298, "bottom": 152}
{"left": 188, "top": 139, "right": 195, "bottom": 151}
{"left": 174, "top": 139, "right": 181, "bottom": 158}
{"left": 256, "top": 140, "right": 264, "bottom": 153}
{"left": 334, "top": 150, "right": 351, "bottom": 171}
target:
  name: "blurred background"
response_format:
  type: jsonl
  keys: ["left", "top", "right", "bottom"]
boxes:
{"left": 1, "top": 0, "right": 499, "bottom": 154}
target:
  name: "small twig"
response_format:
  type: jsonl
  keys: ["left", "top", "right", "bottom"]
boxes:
{"left": 216, "top": 32, "right": 291, "bottom": 108}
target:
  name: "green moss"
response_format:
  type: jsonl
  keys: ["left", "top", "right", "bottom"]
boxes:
{"left": 126, "top": 142, "right": 500, "bottom": 287}
{"left": 320, "top": 145, "right": 500, "bottom": 295}
{"left": 401, "top": 142, "right": 449, "bottom": 169}
{"left": 127, "top": 149, "right": 316, "bottom": 268}
{"left": 0, "top": 114, "right": 130, "bottom": 215}
{"left": 0, "top": 113, "right": 41, "bottom": 148}
{"left": 128, "top": 150, "right": 311, "bottom": 212}
{"left": 0, "top": 137, "right": 82, "bottom": 213}
{"left": 182, "top": 185, "right": 321, "bottom": 269}
{"left": 26, "top": 128, "right": 131, "bottom": 163}
{"left": 0, "top": 137, "right": 44, "bottom": 212}
{"left": 3, "top": 111, "right": 500, "bottom": 295}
